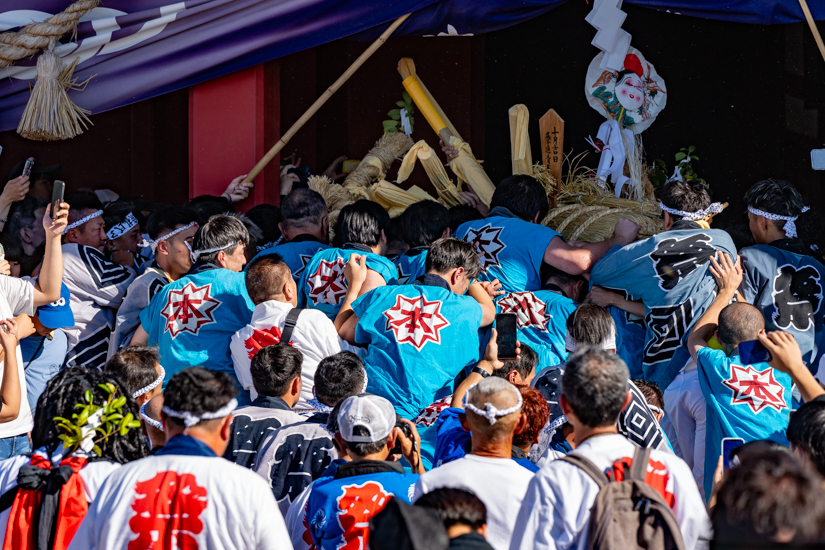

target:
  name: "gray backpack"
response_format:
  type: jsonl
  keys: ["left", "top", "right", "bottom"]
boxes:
{"left": 560, "top": 446, "right": 686, "bottom": 550}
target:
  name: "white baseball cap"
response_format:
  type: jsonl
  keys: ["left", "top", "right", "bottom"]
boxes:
{"left": 337, "top": 395, "right": 396, "bottom": 443}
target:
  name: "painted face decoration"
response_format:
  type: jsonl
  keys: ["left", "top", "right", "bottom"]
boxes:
{"left": 616, "top": 72, "right": 645, "bottom": 110}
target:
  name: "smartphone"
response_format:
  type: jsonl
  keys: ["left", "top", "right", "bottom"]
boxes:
{"left": 22, "top": 157, "right": 35, "bottom": 178}
{"left": 722, "top": 437, "right": 745, "bottom": 470}
{"left": 52, "top": 180, "right": 65, "bottom": 217}
{"left": 495, "top": 313, "right": 518, "bottom": 361}
{"left": 812, "top": 149, "right": 825, "bottom": 170}
{"left": 739, "top": 339, "right": 772, "bottom": 365}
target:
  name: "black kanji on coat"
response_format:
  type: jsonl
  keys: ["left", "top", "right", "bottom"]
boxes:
{"left": 772, "top": 265, "right": 823, "bottom": 331}
{"left": 650, "top": 233, "right": 717, "bottom": 291}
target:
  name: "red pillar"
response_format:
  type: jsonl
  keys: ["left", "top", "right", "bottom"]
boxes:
{"left": 189, "top": 63, "right": 280, "bottom": 209}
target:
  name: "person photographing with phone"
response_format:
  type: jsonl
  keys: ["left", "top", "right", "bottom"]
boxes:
{"left": 688, "top": 251, "right": 795, "bottom": 498}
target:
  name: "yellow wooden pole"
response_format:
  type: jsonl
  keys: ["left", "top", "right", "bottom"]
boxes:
{"left": 242, "top": 13, "right": 411, "bottom": 184}
{"left": 799, "top": 0, "right": 825, "bottom": 63}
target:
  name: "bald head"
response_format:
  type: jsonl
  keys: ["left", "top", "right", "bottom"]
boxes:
{"left": 245, "top": 253, "right": 293, "bottom": 305}
{"left": 143, "top": 394, "right": 167, "bottom": 449}
{"left": 463, "top": 377, "right": 522, "bottom": 442}
{"left": 718, "top": 302, "right": 764, "bottom": 347}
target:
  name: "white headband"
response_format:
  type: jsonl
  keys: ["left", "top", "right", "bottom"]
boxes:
{"left": 564, "top": 326, "right": 617, "bottom": 353}
{"left": 138, "top": 221, "right": 198, "bottom": 254}
{"left": 106, "top": 212, "right": 139, "bottom": 240}
{"left": 463, "top": 383, "right": 523, "bottom": 425}
{"left": 140, "top": 402, "right": 165, "bottom": 432}
{"left": 162, "top": 398, "right": 238, "bottom": 429}
{"left": 132, "top": 365, "right": 165, "bottom": 399}
{"left": 185, "top": 241, "right": 241, "bottom": 263}
{"left": 63, "top": 210, "right": 102, "bottom": 235}
{"left": 659, "top": 201, "right": 724, "bottom": 222}
{"left": 748, "top": 206, "right": 810, "bottom": 238}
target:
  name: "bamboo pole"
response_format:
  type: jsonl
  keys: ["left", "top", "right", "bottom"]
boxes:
{"left": 799, "top": 0, "right": 825, "bottom": 64}
{"left": 242, "top": 13, "right": 411, "bottom": 184}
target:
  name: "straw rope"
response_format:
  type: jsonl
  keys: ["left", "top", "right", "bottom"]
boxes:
{"left": 0, "top": 0, "right": 100, "bottom": 68}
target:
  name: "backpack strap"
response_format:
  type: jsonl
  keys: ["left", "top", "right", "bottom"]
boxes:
{"left": 630, "top": 446, "right": 652, "bottom": 482}
{"left": 559, "top": 454, "right": 608, "bottom": 489}
{"left": 280, "top": 308, "right": 303, "bottom": 344}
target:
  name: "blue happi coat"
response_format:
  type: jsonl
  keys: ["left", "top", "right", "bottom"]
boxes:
{"left": 352, "top": 275, "right": 483, "bottom": 419}
{"left": 252, "top": 236, "right": 330, "bottom": 282}
{"left": 590, "top": 223, "right": 737, "bottom": 389}
{"left": 696, "top": 347, "right": 792, "bottom": 497}
{"left": 609, "top": 304, "right": 647, "bottom": 379}
{"left": 307, "top": 465, "right": 419, "bottom": 550}
{"left": 495, "top": 287, "right": 577, "bottom": 371}
{"left": 298, "top": 245, "right": 398, "bottom": 319}
{"left": 455, "top": 207, "right": 560, "bottom": 294}
{"left": 739, "top": 239, "right": 825, "bottom": 373}
{"left": 393, "top": 246, "right": 428, "bottom": 285}
{"left": 141, "top": 264, "right": 254, "bottom": 386}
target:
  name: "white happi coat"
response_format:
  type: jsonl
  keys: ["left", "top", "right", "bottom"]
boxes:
{"left": 62, "top": 244, "right": 135, "bottom": 369}
{"left": 69, "top": 452, "right": 291, "bottom": 550}
{"left": 107, "top": 264, "right": 169, "bottom": 359}
{"left": 509, "top": 434, "right": 711, "bottom": 550}
{"left": 231, "top": 300, "right": 360, "bottom": 408}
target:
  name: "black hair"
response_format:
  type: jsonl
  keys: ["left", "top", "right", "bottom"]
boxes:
{"left": 250, "top": 344, "right": 303, "bottom": 398}
{"left": 314, "top": 351, "right": 366, "bottom": 407}
{"left": 191, "top": 214, "right": 250, "bottom": 264}
{"left": 104, "top": 346, "right": 161, "bottom": 397}
{"left": 32, "top": 367, "right": 148, "bottom": 463}
{"left": 722, "top": 223, "right": 755, "bottom": 251}
{"left": 0, "top": 233, "right": 24, "bottom": 263}
{"left": 712, "top": 448, "right": 825, "bottom": 545}
{"left": 656, "top": 180, "right": 711, "bottom": 221}
{"left": 492, "top": 343, "right": 537, "bottom": 381}
{"left": 386, "top": 216, "right": 407, "bottom": 248}
{"left": 448, "top": 204, "right": 483, "bottom": 234}
{"left": 425, "top": 237, "right": 481, "bottom": 280}
{"left": 102, "top": 201, "right": 137, "bottom": 236}
{"left": 333, "top": 200, "right": 390, "bottom": 248}
{"left": 245, "top": 204, "right": 282, "bottom": 246}
{"left": 562, "top": 347, "right": 630, "bottom": 428}
{"left": 744, "top": 179, "right": 807, "bottom": 227}
{"left": 281, "top": 189, "right": 327, "bottom": 231}
{"left": 489, "top": 175, "right": 549, "bottom": 223}
{"left": 632, "top": 379, "right": 664, "bottom": 410}
{"left": 415, "top": 488, "right": 487, "bottom": 530}
{"left": 398, "top": 201, "right": 450, "bottom": 248}
{"left": 185, "top": 195, "right": 235, "bottom": 220}
{"left": 6, "top": 196, "right": 46, "bottom": 242}
{"left": 64, "top": 190, "right": 102, "bottom": 225}
{"left": 717, "top": 303, "right": 764, "bottom": 347}
{"left": 230, "top": 213, "right": 263, "bottom": 254}
{"left": 787, "top": 400, "right": 825, "bottom": 478}
{"left": 344, "top": 425, "right": 388, "bottom": 457}
{"left": 542, "top": 265, "right": 587, "bottom": 301}
{"left": 146, "top": 206, "right": 199, "bottom": 241}
{"left": 244, "top": 253, "right": 291, "bottom": 305}
{"left": 163, "top": 367, "right": 238, "bottom": 428}
{"left": 567, "top": 304, "right": 615, "bottom": 347}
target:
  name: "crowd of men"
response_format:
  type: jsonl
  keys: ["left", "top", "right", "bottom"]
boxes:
{"left": 0, "top": 154, "right": 820, "bottom": 550}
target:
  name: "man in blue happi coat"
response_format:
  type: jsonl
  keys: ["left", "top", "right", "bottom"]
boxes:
{"left": 454, "top": 174, "right": 640, "bottom": 293}
{"left": 589, "top": 180, "right": 736, "bottom": 489}
{"left": 298, "top": 200, "right": 397, "bottom": 320}
{"left": 688, "top": 251, "right": 793, "bottom": 498}
{"left": 132, "top": 215, "right": 255, "bottom": 401}
{"left": 393, "top": 201, "right": 451, "bottom": 285}
{"left": 495, "top": 266, "right": 585, "bottom": 372}
{"left": 252, "top": 188, "right": 330, "bottom": 283}
{"left": 740, "top": 179, "right": 825, "bottom": 380}
{"left": 336, "top": 237, "right": 496, "bottom": 422}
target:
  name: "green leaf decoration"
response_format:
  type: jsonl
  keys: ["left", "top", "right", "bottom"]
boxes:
{"left": 388, "top": 109, "right": 401, "bottom": 120}
{"left": 674, "top": 152, "right": 686, "bottom": 161}
{"left": 385, "top": 127, "right": 398, "bottom": 133}
{"left": 396, "top": 101, "right": 406, "bottom": 107}
{"left": 402, "top": 91, "right": 412, "bottom": 104}
{"left": 93, "top": 445, "right": 102, "bottom": 456}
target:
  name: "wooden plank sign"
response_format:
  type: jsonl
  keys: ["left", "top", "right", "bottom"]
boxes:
{"left": 539, "top": 109, "right": 564, "bottom": 205}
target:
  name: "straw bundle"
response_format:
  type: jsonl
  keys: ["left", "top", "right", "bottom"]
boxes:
{"left": 17, "top": 46, "right": 92, "bottom": 141}
{"left": 343, "top": 133, "right": 413, "bottom": 190}
{"left": 372, "top": 180, "right": 425, "bottom": 210}
{"left": 542, "top": 203, "right": 662, "bottom": 243}
{"left": 509, "top": 105, "right": 532, "bottom": 175}
{"left": 397, "top": 140, "right": 462, "bottom": 207}
{"left": 448, "top": 136, "right": 495, "bottom": 206}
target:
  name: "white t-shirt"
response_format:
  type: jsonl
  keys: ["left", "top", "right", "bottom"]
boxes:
{"left": 413, "top": 454, "right": 535, "bottom": 550}
{"left": 69, "top": 453, "right": 291, "bottom": 550}
{"left": 508, "top": 434, "right": 711, "bottom": 550}
{"left": 0, "top": 276, "right": 35, "bottom": 438}
{"left": 0, "top": 451, "right": 121, "bottom": 542}
{"left": 231, "top": 300, "right": 360, "bottom": 408}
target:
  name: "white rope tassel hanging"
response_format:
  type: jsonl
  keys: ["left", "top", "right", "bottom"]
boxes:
{"left": 17, "top": 40, "right": 93, "bottom": 141}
